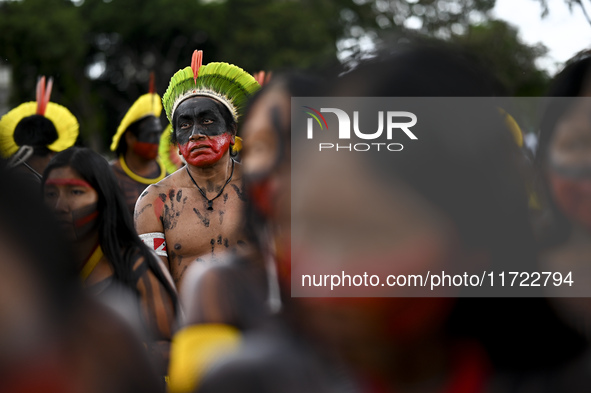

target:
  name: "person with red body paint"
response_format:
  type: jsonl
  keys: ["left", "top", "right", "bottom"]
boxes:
{"left": 110, "top": 78, "right": 167, "bottom": 215}
{"left": 42, "top": 147, "right": 178, "bottom": 383}
{"left": 134, "top": 51, "right": 260, "bottom": 292}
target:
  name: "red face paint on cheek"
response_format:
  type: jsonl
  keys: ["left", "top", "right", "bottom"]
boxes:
{"left": 178, "top": 133, "right": 232, "bottom": 167}
{"left": 549, "top": 173, "right": 591, "bottom": 231}
{"left": 74, "top": 210, "right": 99, "bottom": 228}
{"left": 249, "top": 179, "right": 274, "bottom": 218}
{"left": 133, "top": 142, "right": 159, "bottom": 160}
{"left": 71, "top": 202, "right": 99, "bottom": 241}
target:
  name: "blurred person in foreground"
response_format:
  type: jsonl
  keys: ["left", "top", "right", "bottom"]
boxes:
{"left": 42, "top": 147, "right": 178, "bottom": 380}
{"left": 0, "top": 160, "right": 163, "bottom": 393}
{"left": 134, "top": 50, "right": 260, "bottom": 291}
{"left": 192, "top": 44, "right": 588, "bottom": 393}
{"left": 110, "top": 76, "right": 167, "bottom": 215}
{"left": 166, "top": 72, "right": 315, "bottom": 393}
{"left": 0, "top": 76, "right": 78, "bottom": 184}
{"left": 536, "top": 49, "right": 591, "bottom": 339}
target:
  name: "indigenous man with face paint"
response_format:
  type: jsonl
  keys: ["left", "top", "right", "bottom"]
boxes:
{"left": 110, "top": 76, "right": 167, "bottom": 215}
{"left": 134, "top": 50, "right": 260, "bottom": 290}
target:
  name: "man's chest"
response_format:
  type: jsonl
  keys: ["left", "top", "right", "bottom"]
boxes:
{"left": 159, "top": 185, "right": 248, "bottom": 258}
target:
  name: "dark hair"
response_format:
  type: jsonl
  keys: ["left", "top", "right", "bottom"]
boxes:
{"left": 326, "top": 44, "right": 584, "bottom": 371}
{"left": 42, "top": 147, "right": 177, "bottom": 307}
{"left": 331, "top": 44, "right": 535, "bottom": 274}
{"left": 0, "top": 158, "right": 79, "bottom": 320}
{"left": 241, "top": 72, "right": 326, "bottom": 248}
{"left": 170, "top": 98, "right": 237, "bottom": 145}
{"left": 242, "top": 71, "right": 326, "bottom": 136}
{"left": 13, "top": 115, "right": 58, "bottom": 157}
{"left": 535, "top": 52, "right": 591, "bottom": 246}
{"left": 115, "top": 115, "right": 158, "bottom": 156}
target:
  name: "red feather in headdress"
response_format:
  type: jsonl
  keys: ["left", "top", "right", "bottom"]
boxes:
{"left": 191, "top": 50, "right": 203, "bottom": 84}
{"left": 253, "top": 70, "right": 272, "bottom": 86}
{"left": 149, "top": 71, "right": 155, "bottom": 94}
{"left": 36, "top": 76, "right": 53, "bottom": 116}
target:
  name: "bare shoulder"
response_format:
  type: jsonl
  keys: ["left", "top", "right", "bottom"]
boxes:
{"left": 135, "top": 173, "right": 185, "bottom": 208}
{"left": 134, "top": 171, "right": 187, "bottom": 233}
{"left": 133, "top": 181, "right": 166, "bottom": 232}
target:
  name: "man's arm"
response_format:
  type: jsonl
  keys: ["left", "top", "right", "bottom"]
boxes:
{"left": 133, "top": 254, "right": 177, "bottom": 377}
{"left": 134, "top": 185, "right": 171, "bottom": 271}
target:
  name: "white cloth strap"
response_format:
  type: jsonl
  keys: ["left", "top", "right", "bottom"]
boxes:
{"left": 139, "top": 232, "right": 168, "bottom": 257}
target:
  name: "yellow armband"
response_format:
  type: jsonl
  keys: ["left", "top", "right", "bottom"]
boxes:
{"left": 168, "top": 324, "right": 241, "bottom": 393}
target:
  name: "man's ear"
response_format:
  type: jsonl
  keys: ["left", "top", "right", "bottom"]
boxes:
{"left": 169, "top": 126, "right": 178, "bottom": 145}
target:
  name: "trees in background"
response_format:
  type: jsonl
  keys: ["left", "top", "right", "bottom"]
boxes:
{"left": 0, "top": 0, "right": 556, "bottom": 151}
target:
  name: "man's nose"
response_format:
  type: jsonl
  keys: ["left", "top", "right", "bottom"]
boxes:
{"left": 189, "top": 126, "right": 206, "bottom": 139}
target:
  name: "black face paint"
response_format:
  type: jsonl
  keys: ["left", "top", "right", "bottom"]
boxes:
{"left": 173, "top": 97, "right": 230, "bottom": 145}
{"left": 136, "top": 116, "right": 163, "bottom": 145}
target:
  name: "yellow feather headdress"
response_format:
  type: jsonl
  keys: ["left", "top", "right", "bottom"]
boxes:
{"left": 111, "top": 73, "right": 162, "bottom": 151}
{"left": 0, "top": 76, "right": 79, "bottom": 158}
{"left": 498, "top": 108, "right": 523, "bottom": 148}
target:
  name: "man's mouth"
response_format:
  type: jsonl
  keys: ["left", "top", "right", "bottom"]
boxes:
{"left": 190, "top": 144, "right": 210, "bottom": 152}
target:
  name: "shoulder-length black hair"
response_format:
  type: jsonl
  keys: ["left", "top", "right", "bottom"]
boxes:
{"left": 42, "top": 147, "right": 177, "bottom": 306}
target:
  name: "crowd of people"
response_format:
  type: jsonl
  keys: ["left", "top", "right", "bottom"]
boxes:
{"left": 1, "top": 42, "right": 591, "bottom": 392}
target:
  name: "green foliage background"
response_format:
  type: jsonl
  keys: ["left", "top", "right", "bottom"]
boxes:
{"left": 0, "top": 0, "right": 553, "bottom": 153}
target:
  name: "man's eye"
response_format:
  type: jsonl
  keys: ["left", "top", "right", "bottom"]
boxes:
{"left": 203, "top": 119, "right": 214, "bottom": 125}
{"left": 180, "top": 122, "right": 191, "bottom": 129}
{"left": 44, "top": 191, "right": 57, "bottom": 199}
{"left": 71, "top": 189, "right": 85, "bottom": 196}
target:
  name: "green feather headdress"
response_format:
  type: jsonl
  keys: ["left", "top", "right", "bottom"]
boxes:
{"left": 162, "top": 50, "right": 260, "bottom": 124}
